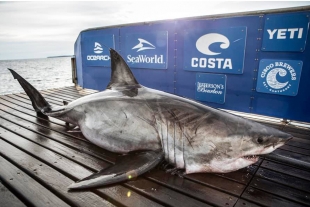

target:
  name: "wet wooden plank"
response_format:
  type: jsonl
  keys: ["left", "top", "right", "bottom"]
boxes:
{"left": 255, "top": 168, "right": 310, "bottom": 193}
{"left": 0, "top": 114, "right": 115, "bottom": 162}
{"left": 13, "top": 93, "right": 62, "bottom": 106}
{"left": 234, "top": 199, "right": 262, "bottom": 207}
{"left": 146, "top": 169, "right": 238, "bottom": 206}
{"left": 249, "top": 176, "right": 310, "bottom": 205}
{"left": 126, "top": 178, "right": 212, "bottom": 207}
{"left": 279, "top": 145, "right": 310, "bottom": 156}
{"left": 0, "top": 181, "right": 26, "bottom": 207}
{"left": 242, "top": 187, "right": 306, "bottom": 207}
{"left": 268, "top": 149, "right": 310, "bottom": 163}
{"left": 215, "top": 165, "right": 258, "bottom": 184}
{"left": 287, "top": 137, "right": 310, "bottom": 149}
{"left": 0, "top": 96, "right": 67, "bottom": 127}
{"left": 40, "top": 89, "right": 82, "bottom": 100}
{"left": 0, "top": 139, "right": 147, "bottom": 207}
{"left": 0, "top": 155, "right": 70, "bottom": 207}
{"left": 0, "top": 103, "right": 72, "bottom": 135}
{"left": 184, "top": 172, "right": 246, "bottom": 196}
{"left": 0, "top": 124, "right": 108, "bottom": 172}
{"left": 260, "top": 160, "right": 310, "bottom": 181}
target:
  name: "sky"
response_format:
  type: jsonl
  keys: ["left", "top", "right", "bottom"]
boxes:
{"left": 1, "top": 1, "right": 310, "bottom": 60}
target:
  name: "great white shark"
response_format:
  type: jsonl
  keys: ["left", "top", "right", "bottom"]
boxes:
{"left": 8, "top": 48, "right": 292, "bottom": 190}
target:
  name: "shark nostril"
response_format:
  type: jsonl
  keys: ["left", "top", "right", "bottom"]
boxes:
{"left": 257, "top": 137, "right": 264, "bottom": 144}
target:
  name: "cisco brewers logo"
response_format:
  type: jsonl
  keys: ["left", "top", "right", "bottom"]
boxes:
{"left": 127, "top": 38, "right": 163, "bottom": 64}
{"left": 87, "top": 42, "right": 110, "bottom": 61}
{"left": 260, "top": 61, "right": 296, "bottom": 93}
{"left": 191, "top": 33, "right": 232, "bottom": 69}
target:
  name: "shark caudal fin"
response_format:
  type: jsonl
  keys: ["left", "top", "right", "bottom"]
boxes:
{"left": 8, "top": 68, "right": 51, "bottom": 114}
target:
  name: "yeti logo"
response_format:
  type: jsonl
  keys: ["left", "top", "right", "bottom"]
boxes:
{"left": 257, "top": 59, "right": 302, "bottom": 96}
{"left": 132, "top": 38, "right": 156, "bottom": 52}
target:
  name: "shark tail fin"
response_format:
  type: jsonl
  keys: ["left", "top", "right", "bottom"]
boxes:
{"left": 8, "top": 68, "right": 52, "bottom": 114}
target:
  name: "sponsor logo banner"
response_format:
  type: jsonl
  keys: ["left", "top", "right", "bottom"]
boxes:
{"left": 184, "top": 27, "right": 246, "bottom": 74}
{"left": 262, "top": 13, "right": 309, "bottom": 52}
{"left": 196, "top": 73, "right": 226, "bottom": 104}
{"left": 256, "top": 59, "right": 303, "bottom": 96}
{"left": 125, "top": 31, "right": 168, "bottom": 69}
{"left": 83, "top": 35, "right": 115, "bottom": 67}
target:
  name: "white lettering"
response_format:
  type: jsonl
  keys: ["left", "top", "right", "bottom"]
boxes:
{"left": 268, "top": 27, "right": 304, "bottom": 39}
{"left": 216, "top": 58, "right": 224, "bottom": 69}
{"left": 223, "top": 59, "right": 232, "bottom": 69}
{"left": 127, "top": 55, "right": 164, "bottom": 64}
{"left": 191, "top": 58, "right": 232, "bottom": 69}
{"left": 298, "top": 28, "right": 303, "bottom": 38}
{"left": 287, "top": 28, "right": 298, "bottom": 39}
{"left": 208, "top": 58, "right": 215, "bottom": 68}
{"left": 197, "top": 82, "right": 224, "bottom": 95}
{"left": 87, "top": 55, "right": 110, "bottom": 61}
{"left": 277, "top": 29, "right": 287, "bottom": 39}
{"left": 267, "top": 29, "right": 277, "bottom": 39}
{"left": 199, "top": 58, "right": 207, "bottom": 68}
{"left": 192, "top": 58, "right": 198, "bottom": 67}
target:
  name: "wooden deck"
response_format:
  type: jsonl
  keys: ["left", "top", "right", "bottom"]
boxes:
{"left": 0, "top": 86, "right": 309, "bottom": 207}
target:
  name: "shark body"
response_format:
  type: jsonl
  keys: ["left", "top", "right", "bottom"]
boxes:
{"left": 8, "top": 49, "right": 292, "bottom": 190}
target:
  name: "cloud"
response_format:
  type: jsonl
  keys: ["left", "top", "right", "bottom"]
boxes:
{"left": 0, "top": 1, "right": 309, "bottom": 60}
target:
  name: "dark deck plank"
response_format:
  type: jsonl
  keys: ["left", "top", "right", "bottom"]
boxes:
{"left": 0, "top": 181, "right": 26, "bottom": 207}
{"left": 0, "top": 155, "right": 71, "bottom": 207}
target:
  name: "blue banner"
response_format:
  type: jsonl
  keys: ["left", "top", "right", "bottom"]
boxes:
{"left": 195, "top": 73, "right": 226, "bottom": 104}
{"left": 124, "top": 31, "right": 168, "bottom": 69}
{"left": 262, "top": 13, "right": 309, "bottom": 52}
{"left": 256, "top": 59, "right": 303, "bottom": 96}
{"left": 82, "top": 35, "right": 115, "bottom": 67}
{"left": 184, "top": 27, "right": 246, "bottom": 74}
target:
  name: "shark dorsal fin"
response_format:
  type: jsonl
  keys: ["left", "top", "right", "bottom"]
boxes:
{"left": 107, "top": 49, "right": 140, "bottom": 89}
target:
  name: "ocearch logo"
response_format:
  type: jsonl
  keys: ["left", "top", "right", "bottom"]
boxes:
{"left": 86, "top": 42, "right": 110, "bottom": 61}
{"left": 191, "top": 33, "right": 232, "bottom": 69}
{"left": 260, "top": 61, "right": 297, "bottom": 93}
{"left": 94, "top": 42, "right": 103, "bottom": 54}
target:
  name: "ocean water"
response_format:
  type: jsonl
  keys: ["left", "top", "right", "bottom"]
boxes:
{"left": 0, "top": 57, "right": 74, "bottom": 95}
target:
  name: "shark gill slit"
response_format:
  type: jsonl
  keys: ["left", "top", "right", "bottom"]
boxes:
{"left": 174, "top": 122, "right": 176, "bottom": 166}
{"left": 166, "top": 121, "right": 169, "bottom": 162}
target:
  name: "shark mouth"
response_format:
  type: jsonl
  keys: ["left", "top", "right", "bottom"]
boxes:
{"left": 242, "top": 155, "right": 259, "bottom": 161}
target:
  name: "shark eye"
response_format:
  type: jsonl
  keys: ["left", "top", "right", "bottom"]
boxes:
{"left": 257, "top": 137, "right": 264, "bottom": 144}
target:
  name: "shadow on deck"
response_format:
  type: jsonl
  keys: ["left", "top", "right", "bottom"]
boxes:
{"left": 0, "top": 86, "right": 309, "bottom": 207}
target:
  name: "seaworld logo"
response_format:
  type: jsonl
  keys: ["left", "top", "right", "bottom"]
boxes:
{"left": 191, "top": 33, "right": 232, "bottom": 69}
{"left": 132, "top": 38, "right": 156, "bottom": 52}
{"left": 260, "top": 61, "right": 297, "bottom": 93}
{"left": 127, "top": 38, "right": 164, "bottom": 64}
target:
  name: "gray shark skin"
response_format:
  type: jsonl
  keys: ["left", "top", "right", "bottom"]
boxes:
{"left": 8, "top": 49, "right": 292, "bottom": 190}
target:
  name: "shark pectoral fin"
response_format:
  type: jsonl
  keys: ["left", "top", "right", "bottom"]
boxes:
{"left": 68, "top": 150, "right": 164, "bottom": 190}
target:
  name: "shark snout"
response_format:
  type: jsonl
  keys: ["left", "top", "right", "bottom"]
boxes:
{"left": 281, "top": 134, "right": 293, "bottom": 144}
